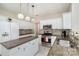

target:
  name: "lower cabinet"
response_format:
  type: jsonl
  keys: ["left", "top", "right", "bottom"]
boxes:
{"left": 1, "top": 38, "right": 39, "bottom": 56}
{"left": 51, "top": 36, "right": 56, "bottom": 46}
{"left": 0, "top": 44, "right": 2, "bottom": 55}
{"left": 70, "top": 36, "right": 79, "bottom": 48}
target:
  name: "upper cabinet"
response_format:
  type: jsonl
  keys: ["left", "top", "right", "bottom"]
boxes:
{"left": 14, "top": 20, "right": 34, "bottom": 29}
{"left": 40, "top": 18, "right": 62, "bottom": 29}
{"left": 10, "top": 22, "right": 19, "bottom": 40}
{"left": 63, "top": 12, "right": 72, "bottom": 29}
{"left": 51, "top": 18, "right": 62, "bottom": 29}
{"left": 40, "top": 12, "right": 71, "bottom": 30}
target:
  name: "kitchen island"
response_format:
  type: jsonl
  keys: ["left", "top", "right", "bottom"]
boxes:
{"left": 0, "top": 36, "right": 40, "bottom": 56}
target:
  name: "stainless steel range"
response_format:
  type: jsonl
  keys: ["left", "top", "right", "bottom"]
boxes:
{"left": 41, "top": 25, "right": 52, "bottom": 44}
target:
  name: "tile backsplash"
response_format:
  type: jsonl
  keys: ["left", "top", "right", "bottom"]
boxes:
{"left": 40, "top": 29, "right": 71, "bottom": 36}
{"left": 70, "top": 30, "right": 79, "bottom": 38}
{"left": 19, "top": 29, "right": 34, "bottom": 36}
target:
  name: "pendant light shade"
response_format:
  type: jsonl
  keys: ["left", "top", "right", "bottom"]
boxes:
{"left": 18, "top": 2, "right": 24, "bottom": 19}
{"left": 25, "top": 3, "right": 30, "bottom": 21}
{"left": 25, "top": 16, "right": 30, "bottom": 21}
{"left": 31, "top": 5, "right": 35, "bottom": 22}
{"left": 31, "top": 18, "right": 35, "bottom": 22}
{"left": 18, "top": 13, "right": 24, "bottom": 19}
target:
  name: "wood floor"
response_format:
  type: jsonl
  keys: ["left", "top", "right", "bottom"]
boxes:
{"left": 48, "top": 37, "right": 79, "bottom": 56}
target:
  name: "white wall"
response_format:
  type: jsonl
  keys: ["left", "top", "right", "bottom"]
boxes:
{"left": 72, "top": 4, "right": 79, "bottom": 35}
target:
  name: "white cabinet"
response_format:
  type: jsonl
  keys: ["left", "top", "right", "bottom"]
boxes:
{"left": 40, "top": 13, "right": 71, "bottom": 29}
{"left": 0, "top": 21, "right": 19, "bottom": 42}
{"left": 30, "top": 38, "right": 39, "bottom": 55}
{"left": 0, "top": 44, "right": 2, "bottom": 55}
{"left": 11, "top": 46, "right": 24, "bottom": 56}
{"left": 22, "top": 42, "right": 32, "bottom": 56}
{"left": 0, "top": 22, "right": 11, "bottom": 42}
{"left": 10, "top": 22, "right": 19, "bottom": 40}
{"left": 38, "top": 35, "right": 42, "bottom": 45}
{"left": 40, "top": 18, "right": 62, "bottom": 29}
{"left": 40, "top": 20, "right": 51, "bottom": 29}
{"left": 51, "top": 18, "right": 62, "bottom": 29}
{"left": 51, "top": 36, "right": 56, "bottom": 46}
{"left": 63, "top": 12, "right": 71, "bottom": 29}
{"left": 1, "top": 38, "right": 39, "bottom": 56}
{"left": 40, "top": 22, "right": 43, "bottom": 29}
{"left": 21, "top": 38, "right": 39, "bottom": 56}
{"left": 17, "top": 20, "right": 34, "bottom": 29}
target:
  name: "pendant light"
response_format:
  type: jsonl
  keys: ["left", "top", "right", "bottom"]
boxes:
{"left": 31, "top": 5, "right": 35, "bottom": 22}
{"left": 18, "top": 3, "right": 24, "bottom": 19}
{"left": 25, "top": 3, "right": 30, "bottom": 21}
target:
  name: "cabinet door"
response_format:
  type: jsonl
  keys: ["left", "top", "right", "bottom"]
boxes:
{"left": 50, "top": 18, "right": 62, "bottom": 29}
{"left": 51, "top": 36, "right": 56, "bottom": 46}
{"left": 0, "top": 22, "right": 10, "bottom": 42}
{"left": 40, "top": 18, "right": 62, "bottom": 29}
{"left": 9, "top": 46, "right": 23, "bottom": 56}
{"left": 7, "top": 39, "right": 39, "bottom": 56}
{"left": 8, "top": 47, "right": 18, "bottom": 56}
{"left": 38, "top": 35, "right": 42, "bottom": 45}
{"left": 22, "top": 42, "right": 32, "bottom": 56}
{"left": 63, "top": 12, "right": 71, "bottom": 29}
{"left": 22, "top": 39, "right": 39, "bottom": 56}
{"left": 31, "top": 38, "right": 39, "bottom": 55}
{"left": 10, "top": 22, "right": 19, "bottom": 40}
{"left": 0, "top": 44, "right": 2, "bottom": 55}
{"left": 15, "top": 46, "right": 23, "bottom": 56}
{"left": 18, "top": 20, "right": 34, "bottom": 29}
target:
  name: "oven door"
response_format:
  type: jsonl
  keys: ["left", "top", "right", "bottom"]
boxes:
{"left": 41, "top": 36, "right": 51, "bottom": 43}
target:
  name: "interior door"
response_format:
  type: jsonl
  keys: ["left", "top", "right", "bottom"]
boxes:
{"left": 0, "top": 21, "right": 10, "bottom": 42}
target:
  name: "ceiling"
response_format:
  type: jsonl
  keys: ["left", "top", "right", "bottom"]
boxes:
{"left": 0, "top": 3, "right": 71, "bottom": 19}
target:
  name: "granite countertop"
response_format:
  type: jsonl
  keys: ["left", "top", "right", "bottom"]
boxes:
{"left": 0, "top": 36, "right": 38, "bottom": 49}
{"left": 74, "top": 36, "right": 79, "bottom": 40}
{"left": 70, "top": 35, "right": 79, "bottom": 40}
